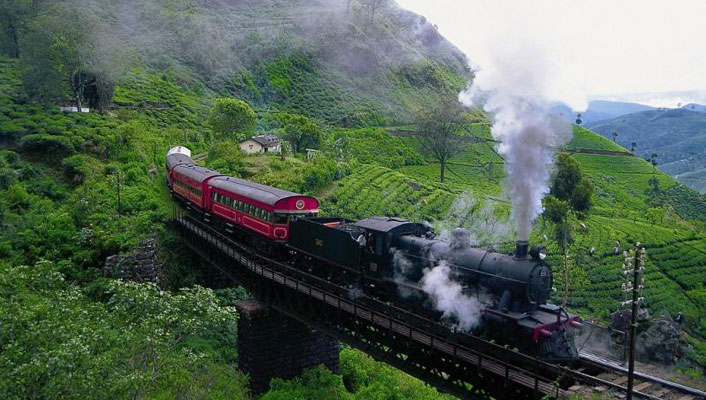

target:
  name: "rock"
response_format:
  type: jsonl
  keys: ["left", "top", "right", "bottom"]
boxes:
{"left": 103, "top": 238, "right": 162, "bottom": 284}
{"left": 610, "top": 308, "right": 650, "bottom": 333}
{"left": 636, "top": 316, "right": 685, "bottom": 365}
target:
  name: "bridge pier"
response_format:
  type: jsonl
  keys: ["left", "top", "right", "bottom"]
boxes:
{"left": 236, "top": 300, "right": 340, "bottom": 395}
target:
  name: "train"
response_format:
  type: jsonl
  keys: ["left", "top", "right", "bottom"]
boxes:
{"left": 166, "top": 146, "right": 580, "bottom": 362}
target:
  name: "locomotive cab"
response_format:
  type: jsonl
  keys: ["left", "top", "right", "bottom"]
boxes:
{"left": 351, "top": 217, "right": 431, "bottom": 277}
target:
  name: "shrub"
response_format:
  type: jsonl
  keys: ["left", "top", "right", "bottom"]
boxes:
{"left": 19, "top": 134, "right": 75, "bottom": 155}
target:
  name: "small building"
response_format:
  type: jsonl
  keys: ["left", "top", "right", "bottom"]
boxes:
{"left": 240, "top": 135, "right": 281, "bottom": 155}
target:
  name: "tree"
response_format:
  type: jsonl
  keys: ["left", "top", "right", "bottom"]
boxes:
{"left": 207, "top": 98, "right": 256, "bottom": 142}
{"left": 611, "top": 131, "right": 618, "bottom": 143}
{"left": 0, "top": 0, "right": 33, "bottom": 58}
{"left": 545, "top": 153, "right": 594, "bottom": 306}
{"left": 19, "top": 4, "right": 127, "bottom": 111}
{"left": 575, "top": 113, "right": 582, "bottom": 126}
{"left": 415, "top": 99, "right": 468, "bottom": 183}
{"left": 631, "top": 141, "right": 637, "bottom": 153}
{"left": 650, "top": 152, "right": 658, "bottom": 169}
{"left": 281, "top": 114, "right": 322, "bottom": 154}
{"left": 360, "top": 0, "right": 386, "bottom": 29}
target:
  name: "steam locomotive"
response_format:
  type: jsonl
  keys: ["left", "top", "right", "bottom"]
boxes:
{"left": 166, "top": 147, "right": 580, "bottom": 362}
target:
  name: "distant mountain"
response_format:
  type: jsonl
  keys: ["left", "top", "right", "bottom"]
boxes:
{"left": 681, "top": 103, "right": 706, "bottom": 113}
{"left": 587, "top": 108, "right": 706, "bottom": 193}
{"left": 551, "top": 100, "right": 654, "bottom": 125}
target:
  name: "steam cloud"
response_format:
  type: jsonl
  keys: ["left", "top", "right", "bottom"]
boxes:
{"left": 420, "top": 261, "right": 487, "bottom": 331}
{"left": 459, "top": 43, "right": 574, "bottom": 240}
{"left": 435, "top": 192, "right": 513, "bottom": 247}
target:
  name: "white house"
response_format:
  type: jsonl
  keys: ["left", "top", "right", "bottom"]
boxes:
{"left": 240, "top": 135, "right": 281, "bottom": 154}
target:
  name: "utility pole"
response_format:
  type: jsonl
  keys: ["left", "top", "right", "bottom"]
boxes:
{"left": 623, "top": 244, "right": 645, "bottom": 400}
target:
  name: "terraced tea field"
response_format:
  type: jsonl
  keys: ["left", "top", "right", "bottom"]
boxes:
{"left": 322, "top": 164, "right": 460, "bottom": 222}
{"left": 326, "top": 124, "right": 706, "bottom": 338}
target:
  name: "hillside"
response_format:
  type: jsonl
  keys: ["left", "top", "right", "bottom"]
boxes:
{"left": 682, "top": 103, "right": 706, "bottom": 113}
{"left": 552, "top": 100, "right": 654, "bottom": 125}
{"left": 1, "top": 0, "right": 706, "bottom": 397}
{"left": 587, "top": 108, "right": 706, "bottom": 193}
{"left": 2, "top": 0, "right": 468, "bottom": 127}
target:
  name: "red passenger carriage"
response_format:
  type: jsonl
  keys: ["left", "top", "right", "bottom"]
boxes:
{"left": 165, "top": 146, "right": 319, "bottom": 242}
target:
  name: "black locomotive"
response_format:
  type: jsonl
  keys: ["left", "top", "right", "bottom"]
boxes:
{"left": 287, "top": 216, "right": 579, "bottom": 362}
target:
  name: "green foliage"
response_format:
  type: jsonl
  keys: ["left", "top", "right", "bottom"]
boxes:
{"left": 543, "top": 195, "right": 568, "bottom": 224}
{"left": 19, "top": 3, "right": 127, "bottom": 110}
{"left": 280, "top": 113, "right": 323, "bottom": 153}
{"left": 61, "top": 154, "right": 90, "bottom": 184}
{"left": 19, "top": 134, "right": 76, "bottom": 155}
{"left": 205, "top": 141, "right": 246, "bottom": 177}
{"left": 340, "top": 348, "right": 453, "bottom": 400}
{"left": 323, "top": 164, "right": 458, "bottom": 222}
{"left": 565, "top": 126, "right": 629, "bottom": 153}
{"left": 253, "top": 156, "right": 352, "bottom": 195}
{"left": 649, "top": 183, "right": 706, "bottom": 223}
{"left": 207, "top": 97, "right": 256, "bottom": 142}
{"left": 0, "top": 261, "right": 246, "bottom": 399}
{"left": 414, "top": 98, "right": 469, "bottom": 182}
{"left": 551, "top": 153, "right": 581, "bottom": 201}
{"left": 262, "top": 365, "right": 353, "bottom": 400}
{"left": 335, "top": 128, "right": 423, "bottom": 168}
{"left": 261, "top": 348, "right": 453, "bottom": 400}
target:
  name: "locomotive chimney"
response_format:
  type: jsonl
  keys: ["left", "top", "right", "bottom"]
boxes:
{"left": 515, "top": 240, "right": 529, "bottom": 259}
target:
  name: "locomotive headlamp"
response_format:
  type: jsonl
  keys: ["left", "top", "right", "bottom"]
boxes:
{"left": 530, "top": 245, "right": 547, "bottom": 260}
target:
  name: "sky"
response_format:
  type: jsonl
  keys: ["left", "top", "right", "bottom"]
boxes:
{"left": 396, "top": 0, "right": 706, "bottom": 109}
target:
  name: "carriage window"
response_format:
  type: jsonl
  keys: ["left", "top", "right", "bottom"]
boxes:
{"left": 275, "top": 214, "right": 288, "bottom": 224}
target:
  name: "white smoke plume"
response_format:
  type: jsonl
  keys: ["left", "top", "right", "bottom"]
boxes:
{"left": 459, "top": 42, "right": 575, "bottom": 241}
{"left": 434, "top": 192, "right": 514, "bottom": 247}
{"left": 420, "top": 261, "right": 488, "bottom": 331}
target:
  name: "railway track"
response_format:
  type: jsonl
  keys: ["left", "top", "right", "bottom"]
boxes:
{"left": 568, "top": 352, "right": 706, "bottom": 399}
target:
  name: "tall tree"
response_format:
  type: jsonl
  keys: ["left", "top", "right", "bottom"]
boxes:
{"left": 611, "top": 131, "right": 618, "bottom": 143}
{"left": 545, "top": 153, "right": 594, "bottom": 306}
{"left": 281, "top": 114, "right": 322, "bottom": 153}
{"left": 207, "top": 98, "right": 256, "bottom": 142}
{"left": 415, "top": 100, "right": 468, "bottom": 183}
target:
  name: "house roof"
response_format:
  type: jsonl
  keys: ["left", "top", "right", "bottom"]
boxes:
{"left": 249, "top": 135, "right": 280, "bottom": 148}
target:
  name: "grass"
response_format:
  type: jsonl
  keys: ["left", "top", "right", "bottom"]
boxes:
{"left": 322, "top": 164, "right": 460, "bottom": 222}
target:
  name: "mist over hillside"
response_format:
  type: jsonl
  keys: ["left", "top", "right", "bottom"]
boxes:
{"left": 5, "top": 0, "right": 471, "bottom": 126}
{"left": 682, "top": 103, "right": 706, "bottom": 113}
{"left": 551, "top": 100, "right": 655, "bottom": 125}
{"left": 588, "top": 108, "right": 706, "bottom": 192}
